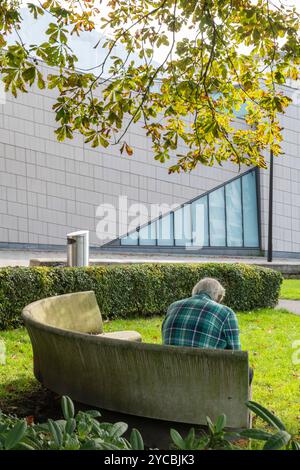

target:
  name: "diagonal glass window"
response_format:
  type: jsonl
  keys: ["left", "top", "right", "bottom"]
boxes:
{"left": 174, "top": 205, "right": 192, "bottom": 246}
{"left": 157, "top": 213, "right": 174, "bottom": 246}
{"left": 120, "top": 231, "right": 138, "bottom": 245}
{"left": 242, "top": 171, "right": 259, "bottom": 247}
{"left": 111, "top": 169, "right": 260, "bottom": 251}
{"left": 139, "top": 221, "right": 156, "bottom": 245}
{"left": 225, "top": 179, "right": 243, "bottom": 247}
{"left": 191, "top": 196, "right": 209, "bottom": 247}
{"left": 209, "top": 187, "right": 226, "bottom": 246}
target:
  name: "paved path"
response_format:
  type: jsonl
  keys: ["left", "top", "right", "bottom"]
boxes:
{"left": 0, "top": 249, "right": 300, "bottom": 268}
{"left": 277, "top": 299, "right": 300, "bottom": 316}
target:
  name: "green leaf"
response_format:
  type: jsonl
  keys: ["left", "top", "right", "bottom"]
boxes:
{"left": 5, "top": 421, "right": 27, "bottom": 450}
{"left": 186, "top": 428, "right": 196, "bottom": 448}
{"left": 16, "top": 442, "right": 36, "bottom": 450}
{"left": 99, "top": 136, "right": 109, "bottom": 148}
{"left": 37, "top": 71, "right": 45, "bottom": 90}
{"left": 239, "top": 429, "right": 272, "bottom": 441}
{"left": 48, "top": 419, "right": 63, "bottom": 448}
{"left": 206, "top": 416, "right": 215, "bottom": 434}
{"left": 85, "top": 410, "right": 101, "bottom": 418}
{"left": 253, "top": 29, "right": 260, "bottom": 41}
{"left": 100, "top": 441, "right": 124, "bottom": 450}
{"left": 263, "top": 430, "right": 291, "bottom": 450}
{"left": 291, "top": 440, "right": 300, "bottom": 450}
{"left": 130, "top": 429, "right": 144, "bottom": 450}
{"left": 19, "top": 435, "right": 43, "bottom": 450}
{"left": 28, "top": 3, "right": 45, "bottom": 19}
{"left": 64, "top": 434, "right": 80, "bottom": 450}
{"left": 22, "top": 66, "right": 36, "bottom": 84}
{"left": 61, "top": 396, "right": 75, "bottom": 420}
{"left": 80, "top": 439, "right": 102, "bottom": 450}
{"left": 65, "top": 418, "right": 76, "bottom": 435}
{"left": 170, "top": 429, "right": 186, "bottom": 449}
{"left": 245, "top": 401, "right": 286, "bottom": 430}
{"left": 133, "top": 110, "right": 142, "bottom": 123}
{"left": 215, "top": 414, "right": 226, "bottom": 433}
{"left": 111, "top": 422, "right": 128, "bottom": 438}
{"left": 91, "top": 134, "right": 100, "bottom": 148}
{"left": 55, "top": 126, "right": 66, "bottom": 142}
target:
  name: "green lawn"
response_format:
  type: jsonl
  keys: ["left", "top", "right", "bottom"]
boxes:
{"left": 1, "top": 309, "right": 300, "bottom": 434}
{"left": 281, "top": 279, "right": 300, "bottom": 300}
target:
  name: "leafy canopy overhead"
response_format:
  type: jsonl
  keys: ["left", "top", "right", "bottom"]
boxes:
{"left": 0, "top": 0, "right": 299, "bottom": 172}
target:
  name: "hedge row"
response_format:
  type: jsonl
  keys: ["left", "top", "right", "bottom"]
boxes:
{"left": 0, "top": 263, "right": 282, "bottom": 330}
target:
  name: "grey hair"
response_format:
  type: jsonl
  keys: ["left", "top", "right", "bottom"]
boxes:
{"left": 192, "top": 277, "right": 225, "bottom": 302}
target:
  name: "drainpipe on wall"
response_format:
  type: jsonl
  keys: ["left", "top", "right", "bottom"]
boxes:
{"left": 267, "top": 149, "right": 274, "bottom": 262}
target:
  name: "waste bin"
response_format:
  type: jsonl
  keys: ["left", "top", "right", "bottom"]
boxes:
{"left": 67, "top": 230, "right": 89, "bottom": 267}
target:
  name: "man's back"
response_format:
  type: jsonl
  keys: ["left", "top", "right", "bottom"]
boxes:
{"left": 162, "top": 293, "right": 241, "bottom": 350}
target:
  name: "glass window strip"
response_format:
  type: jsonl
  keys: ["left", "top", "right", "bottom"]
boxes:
{"left": 118, "top": 169, "right": 259, "bottom": 249}
{"left": 174, "top": 204, "right": 192, "bottom": 246}
{"left": 225, "top": 178, "right": 243, "bottom": 247}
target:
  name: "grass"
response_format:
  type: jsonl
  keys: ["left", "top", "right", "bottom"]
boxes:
{"left": 0, "top": 308, "right": 300, "bottom": 434}
{"left": 281, "top": 279, "right": 300, "bottom": 300}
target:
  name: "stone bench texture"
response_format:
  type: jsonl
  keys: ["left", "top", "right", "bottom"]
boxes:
{"left": 22, "top": 291, "right": 251, "bottom": 428}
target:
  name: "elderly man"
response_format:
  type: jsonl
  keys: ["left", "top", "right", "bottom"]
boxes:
{"left": 162, "top": 277, "right": 241, "bottom": 351}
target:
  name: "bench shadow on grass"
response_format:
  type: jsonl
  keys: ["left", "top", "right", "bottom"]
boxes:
{"left": 0, "top": 381, "right": 62, "bottom": 421}
{"left": 0, "top": 380, "right": 114, "bottom": 424}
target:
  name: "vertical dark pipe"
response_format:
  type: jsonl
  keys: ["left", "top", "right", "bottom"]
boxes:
{"left": 267, "top": 149, "right": 274, "bottom": 262}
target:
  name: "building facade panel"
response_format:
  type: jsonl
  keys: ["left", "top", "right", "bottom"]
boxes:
{"left": 0, "top": 63, "right": 300, "bottom": 256}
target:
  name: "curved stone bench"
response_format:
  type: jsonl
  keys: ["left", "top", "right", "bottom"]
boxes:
{"left": 22, "top": 291, "right": 251, "bottom": 429}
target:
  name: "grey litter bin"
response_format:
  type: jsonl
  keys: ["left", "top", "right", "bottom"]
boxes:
{"left": 67, "top": 230, "right": 89, "bottom": 267}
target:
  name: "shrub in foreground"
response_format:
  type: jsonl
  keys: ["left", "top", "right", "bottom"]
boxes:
{"left": 0, "top": 397, "right": 298, "bottom": 450}
{"left": 170, "top": 401, "right": 300, "bottom": 451}
{"left": 0, "top": 396, "right": 144, "bottom": 450}
{"left": 0, "top": 263, "right": 282, "bottom": 329}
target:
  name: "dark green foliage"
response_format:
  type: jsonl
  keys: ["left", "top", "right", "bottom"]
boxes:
{"left": 1, "top": 396, "right": 299, "bottom": 450}
{"left": 170, "top": 401, "right": 300, "bottom": 451}
{"left": 238, "top": 401, "right": 300, "bottom": 450}
{"left": 0, "top": 263, "right": 282, "bottom": 330}
{"left": 0, "top": 396, "right": 143, "bottom": 450}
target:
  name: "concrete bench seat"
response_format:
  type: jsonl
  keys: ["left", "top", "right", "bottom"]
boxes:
{"left": 97, "top": 330, "right": 142, "bottom": 341}
{"left": 22, "top": 291, "right": 251, "bottom": 429}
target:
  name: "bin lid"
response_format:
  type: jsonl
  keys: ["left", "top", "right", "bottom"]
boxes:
{"left": 67, "top": 230, "right": 89, "bottom": 238}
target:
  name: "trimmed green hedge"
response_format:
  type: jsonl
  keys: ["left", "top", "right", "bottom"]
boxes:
{"left": 0, "top": 263, "right": 282, "bottom": 330}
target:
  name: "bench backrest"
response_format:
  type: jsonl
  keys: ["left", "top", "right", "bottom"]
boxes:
{"left": 23, "top": 291, "right": 103, "bottom": 334}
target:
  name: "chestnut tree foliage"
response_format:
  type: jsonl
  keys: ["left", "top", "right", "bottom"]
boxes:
{"left": 0, "top": 0, "right": 299, "bottom": 172}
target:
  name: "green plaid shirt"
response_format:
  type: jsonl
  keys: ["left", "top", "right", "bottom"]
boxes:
{"left": 162, "top": 293, "right": 241, "bottom": 350}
